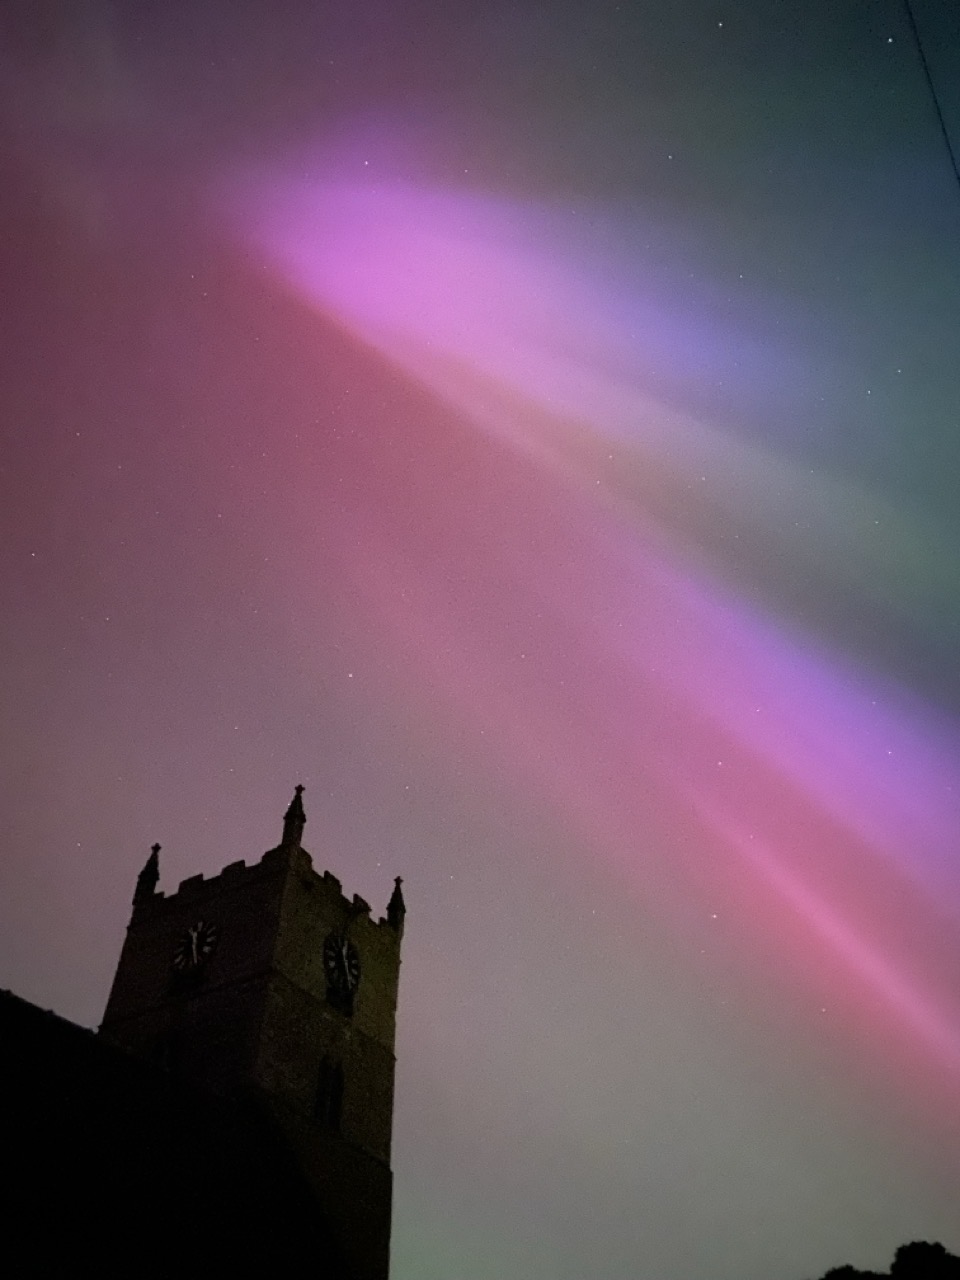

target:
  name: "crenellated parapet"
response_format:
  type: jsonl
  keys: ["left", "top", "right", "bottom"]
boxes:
{"left": 131, "top": 787, "right": 403, "bottom": 945}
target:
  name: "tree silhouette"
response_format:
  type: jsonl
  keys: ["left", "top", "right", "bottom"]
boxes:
{"left": 821, "top": 1266, "right": 884, "bottom": 1279}
{"left": 891, "top": 1242, "right": 960, "bottom": 1279}
{"left": 812, "top": 1241, "right": 960, "bottom": 1280}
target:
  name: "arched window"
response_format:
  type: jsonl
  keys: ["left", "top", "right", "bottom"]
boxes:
{"left": 314, "top": 1056, "right": 344, "bottom": 1132}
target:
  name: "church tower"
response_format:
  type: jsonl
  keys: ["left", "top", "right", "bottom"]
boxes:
{"left": 100, "top": 787, "right": 405, "bottom": 1280}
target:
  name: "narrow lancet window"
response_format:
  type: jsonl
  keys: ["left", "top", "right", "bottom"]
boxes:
{"left": 315, "top": 1056, "right": 344, "bottom": 1132}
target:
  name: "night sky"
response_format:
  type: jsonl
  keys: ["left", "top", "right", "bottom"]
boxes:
{"left": 2, "top": 2, "right": 960, "bottom": 1277}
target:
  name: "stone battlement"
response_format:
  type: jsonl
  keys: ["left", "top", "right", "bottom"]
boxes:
{"left": 139, "top": 836, "right": 397, "bottom": 935}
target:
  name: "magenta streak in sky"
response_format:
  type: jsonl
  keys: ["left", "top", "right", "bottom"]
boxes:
{"left": 703, "top": 812, "right": 960, "bottom": 1069}
{"left": 231, "top": 166, "right": 960, "bottom": 1113}
{"left": 614, "top": 560, "right": 960, "bottom": 907}
{"left": 318, "top": 484, "right": 960, "bottom": 1115}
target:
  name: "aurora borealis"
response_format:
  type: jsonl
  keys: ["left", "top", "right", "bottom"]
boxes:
{"left": 1, "top": 2, "right": 959, "bottom": 1277}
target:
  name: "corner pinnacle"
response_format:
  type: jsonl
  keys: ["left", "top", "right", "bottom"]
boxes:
{"left": 387, "top": 875, "right": 406, "bottom": 936}
{"left": 134, "top": 843, "right": 160, "bottom": 902}
{"left": 281, "top": 784, "right": 307, "bottom": 848}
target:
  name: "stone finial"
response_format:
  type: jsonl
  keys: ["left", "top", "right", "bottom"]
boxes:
{"left": 387, "top": 876, "right": 405, "bottom": 936}
{"left": 134, "top": 843, "right": 160, "bottom": 903}
{"left": 281, "top": 784, "right": 306, "bottom": 848}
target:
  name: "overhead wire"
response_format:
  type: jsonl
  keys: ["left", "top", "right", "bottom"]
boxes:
{"left": 899, "top": 0, "right": 960, "bottom": 200}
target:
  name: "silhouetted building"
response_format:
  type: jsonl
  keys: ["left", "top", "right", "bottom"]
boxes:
{"left": 1, "top": 787, "right": 405, "bottom": 1280}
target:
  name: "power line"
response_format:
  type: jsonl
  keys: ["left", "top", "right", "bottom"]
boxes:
{"left": 900, "top": 0, "right": 960, "bottom": 200}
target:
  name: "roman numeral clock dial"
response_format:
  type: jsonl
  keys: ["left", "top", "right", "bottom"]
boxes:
{"left": 323, "top": 933, "right": 361, "bottom": 1012}
{"left": 172, "top": 920, "right": 219, "bottom": 971}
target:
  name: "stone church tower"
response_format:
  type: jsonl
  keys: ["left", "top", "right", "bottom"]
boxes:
{"left": 100, "top": 786, "right": 405, "bottom": 1280}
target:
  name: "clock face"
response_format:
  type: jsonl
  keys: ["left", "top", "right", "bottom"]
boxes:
{"left": 172, "top": 920, "right": 219, "bottom": 971}
{"left": 323, "top": 932, "right": 361, "bottom": 993}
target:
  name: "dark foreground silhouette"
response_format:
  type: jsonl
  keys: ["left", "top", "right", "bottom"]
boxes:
{"left": 814, "top": 1241, "right": 960, "bottom": 1279}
